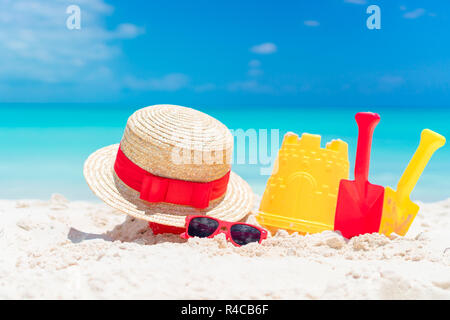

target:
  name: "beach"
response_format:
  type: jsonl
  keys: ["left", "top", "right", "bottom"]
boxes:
{"left": 1, "top": 0, "right": 450, "bottom": 303}
{"left": 1, "top": 193, "right": 449, "bottom": 299}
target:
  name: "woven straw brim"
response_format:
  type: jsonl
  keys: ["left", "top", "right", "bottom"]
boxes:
{"left": 83, "top": 144, "right": 254, "bottom": 227}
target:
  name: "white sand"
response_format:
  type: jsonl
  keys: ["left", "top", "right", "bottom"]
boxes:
{"left": 0, "top": 193, "right": 449, "bottom": 299}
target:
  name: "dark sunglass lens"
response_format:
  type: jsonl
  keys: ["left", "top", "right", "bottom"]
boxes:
{"left": 188, "top": 217, "right": 219, "bottom": 238}
{"left": 230, "top": 224, "right": 262, "bottom": 246}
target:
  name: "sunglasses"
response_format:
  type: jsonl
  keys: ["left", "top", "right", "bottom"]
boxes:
{"left": 181, "top": 215, "right": 268, "bottom": 246}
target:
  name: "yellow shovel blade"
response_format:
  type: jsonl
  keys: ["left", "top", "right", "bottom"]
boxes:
{"left": 379, "top": 186, "right": 419, "bottom": 236}
{"left": 379, "top": 129, "right": 445, "bottom": 237}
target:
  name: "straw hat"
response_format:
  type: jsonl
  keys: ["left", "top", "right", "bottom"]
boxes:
{"left": 83, "top": 104, "right": 253, "bottom": 228}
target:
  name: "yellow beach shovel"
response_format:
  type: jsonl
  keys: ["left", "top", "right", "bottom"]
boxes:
{"left": 379, "top": 129, "right": 446, "bottom": 236}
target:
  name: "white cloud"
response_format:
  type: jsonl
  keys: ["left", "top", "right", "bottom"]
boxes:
{"left": 0, "top": 0, "right": 144, "bottom": 85}
{"left": 248, "top": 69, "right": 263, "bottom": 77}
{"left": 250, "top": 43, "right": 277, "bottom": 55}
{"left": 248, "top": 59, "right": 261, "bottom": 68}
{"left": 248, "top": 60, "right": 263, "bottom": 77}
{"left": 400, "top": 5, "right": 407, "bottom": 11}
{"left": 113, "top": 23, "right": 145, "bottom": 39}
{"left": 403, "top": 8, "right": 426, "bottom": 19}
{"left": 247, "top": 59, "right": 264, "bottom": 77}
{"left": 344, "top": 0, "right": 367, "bottom": 5}
{"left": 194, "top": 83, "right": 216, "bottom": 92}
{"left": 124, "top": 74, "right": 190, "bottom": 91}
{"left": 304, "top": 20, "right": 320, "bottom": 27}
{"left": 228, "top": 80, "right": 274, "bottom": 93}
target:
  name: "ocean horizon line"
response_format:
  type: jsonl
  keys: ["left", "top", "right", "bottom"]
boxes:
{"left": 1, "top": 103, "right": 450, "bottom": 111}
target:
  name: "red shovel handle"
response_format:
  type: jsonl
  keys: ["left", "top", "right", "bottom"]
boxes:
{"left": 354, "top": 112, "right": 380, "bottom": 184}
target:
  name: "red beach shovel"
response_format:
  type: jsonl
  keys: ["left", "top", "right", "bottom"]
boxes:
{"left": 334, "top": 112, "right": 384, "bottom": 238}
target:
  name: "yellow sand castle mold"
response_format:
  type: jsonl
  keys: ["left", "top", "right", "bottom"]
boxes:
{"left": 257, "top": 132, "right": 349, "bottom": 235}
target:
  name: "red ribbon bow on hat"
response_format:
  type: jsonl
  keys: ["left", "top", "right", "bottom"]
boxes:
{"left": 113, "top": 147, "right": 230, "bottom": 209}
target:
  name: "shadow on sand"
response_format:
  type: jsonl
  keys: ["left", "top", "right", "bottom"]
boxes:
{"left": 67, "top": 215, "right": 185, "bottom": 245}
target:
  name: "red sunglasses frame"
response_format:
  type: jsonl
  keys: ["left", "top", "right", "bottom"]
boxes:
{"left": 180, "top": 215, "right": 268, "bottom": 246}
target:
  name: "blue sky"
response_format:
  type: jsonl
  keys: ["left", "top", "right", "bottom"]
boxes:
{"left": 0, "top": 0, "right": 449, "bottom": 108}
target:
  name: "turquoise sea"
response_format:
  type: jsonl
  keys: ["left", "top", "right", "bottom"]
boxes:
{"left": 1, "top": 105, "right": 449, "bottom": 202}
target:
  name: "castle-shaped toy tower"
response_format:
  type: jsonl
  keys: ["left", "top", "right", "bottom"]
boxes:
{"left": 257, "top": 132, "right": 349, "bottom": 235}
